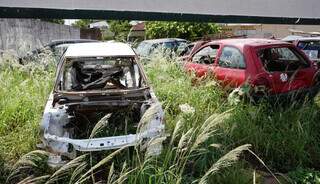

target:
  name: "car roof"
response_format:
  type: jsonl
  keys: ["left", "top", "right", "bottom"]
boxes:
{"left": 208, "top": 38, "right": 290, "bottom": 49}
{"left": 141, "top": 38, "right": 187, "bottom": 44}
{"left": 47, "top": 39, "right": 99, "bottom": 47}
{"left": 65, "top": 42, "right": 136, "bottom": 57}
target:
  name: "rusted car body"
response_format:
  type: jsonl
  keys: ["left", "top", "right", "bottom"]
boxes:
{"left": 40, "top": 42, "right": 165, "bottom": 164}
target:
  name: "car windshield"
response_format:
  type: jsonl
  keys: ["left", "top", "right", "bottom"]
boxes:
{"left": 297, "top": 41, "right": 320, "bottom": 61}
{"left": 60, "top": 57, "right": 144, "bottom": 91}
{"left": 136, "top": 42, "right": 153, "bottom": 56}
{"left": 257, "top": 46, "right": 310, "bottom": 72}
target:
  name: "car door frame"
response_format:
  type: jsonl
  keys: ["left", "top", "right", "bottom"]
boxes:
{"left": 214, "top": 45, "right": 247, "bottom": 89}
{"left": 185, "top": 43, "right": 221, "bottom": 77}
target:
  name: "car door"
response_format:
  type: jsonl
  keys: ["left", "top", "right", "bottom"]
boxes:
{"left": 214, "top": 46, "right": 247, "bottom": 88}
{"left": 184, "top": 45, "right": 220, "bottom": 77}
{"left": 256, "top": 46, "right": 315, "bottom": 93}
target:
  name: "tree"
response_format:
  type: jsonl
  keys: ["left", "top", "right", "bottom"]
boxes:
{"left": 145, "top": 21, "right": 220, "bottom": 40}
{"left": 72, "top": 19, "right": 95, "bottom": 28}
{"left": 108, "top": 20, "right": 131, "bottom": 41}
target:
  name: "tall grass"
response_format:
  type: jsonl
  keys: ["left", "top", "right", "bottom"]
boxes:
{"left": 1, "top": 52, "right": 320, "bottom": 183}
{"left": 0, "top": 54, "right": 54, "bottom": 162}
{"left": 220, "top": 102, "right": 320, "bottom": 172}
{"left": 0, "top": 54, "right": 55, "bottom": 182}
{"left": 7, "top": 111, "right": 251, "bottom": 183}
{"left": 145, "top": 56, "right": 320, "bottom": 173}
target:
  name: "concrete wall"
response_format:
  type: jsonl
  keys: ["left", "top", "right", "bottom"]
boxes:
{"left": 0, "top": 18, "right": 80, "bottom": 55}
{"left": 221, "top": 24, "right": 320, "bottom": 39}
{"left": 260, "top": 24, "right": 320, "bottom": 38}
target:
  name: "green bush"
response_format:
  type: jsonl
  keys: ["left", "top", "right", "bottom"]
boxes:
{"left": 145, "top": 21, "right": 220, "bottom": 40}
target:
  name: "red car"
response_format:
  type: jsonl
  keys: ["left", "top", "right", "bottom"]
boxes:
{"left": 184, "top": 38, "right": 320, "bottom": 100}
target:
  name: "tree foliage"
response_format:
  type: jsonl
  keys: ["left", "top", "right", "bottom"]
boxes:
{"left": 71, "top": 20, "right": 131, "bottom": 41}
{"left": 145, "top": 21, "right": 220, "bottom": 40}
{"left": 108, "top": 20, "right": 131, "bottom": 41}
{"left": 72, "top": 19, "right": 95, "bottom": 28}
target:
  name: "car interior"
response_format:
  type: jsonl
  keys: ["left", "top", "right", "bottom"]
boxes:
{"left": 60, "top": 57, "right": 143, "bottom": 91}
{"left": 258, "top": 47, "right": 310, "bottom": 72}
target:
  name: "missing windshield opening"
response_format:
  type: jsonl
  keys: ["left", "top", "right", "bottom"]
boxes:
{"left": 61, "top": 57, "right": 143, "bottom": 91}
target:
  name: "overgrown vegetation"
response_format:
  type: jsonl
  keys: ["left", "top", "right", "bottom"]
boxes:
{"left": 72, "top": 19, "right": 95, "bottom": 28}
{"left": 108, "top": 20, "right": 132, "bottom": 41}
{"left": 0, "top": 52, "right": 320, "bottom": 183}
{"left": 145, "top": 21, "right": 220, "bottom": 40}
{"left": 72, "top": 20, "right": 221, "bottom": 41}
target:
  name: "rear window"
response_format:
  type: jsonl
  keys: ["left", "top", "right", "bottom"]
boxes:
{"left": 257, "top": 47, "right": 310, "bottom": 72}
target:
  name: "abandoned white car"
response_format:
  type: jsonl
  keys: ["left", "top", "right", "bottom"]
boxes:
{"left": 39, "top": 42, "right": 165, "bottom": 164}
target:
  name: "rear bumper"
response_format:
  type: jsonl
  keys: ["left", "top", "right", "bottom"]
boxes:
{"left": 252, "top": 85, "right": 320, "bottom": 103}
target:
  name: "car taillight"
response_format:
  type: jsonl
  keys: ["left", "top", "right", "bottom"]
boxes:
{"left": 252, "top": 77, "right": 271, "bottom": 94}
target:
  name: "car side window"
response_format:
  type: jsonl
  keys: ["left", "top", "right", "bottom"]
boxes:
{"left": 192, "top": 45, "right": 219, "bottom": 64}
{"left": 218, "top": 46, "right": 246, "bottom": 69}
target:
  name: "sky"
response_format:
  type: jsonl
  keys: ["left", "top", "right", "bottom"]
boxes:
{"left": 64, "top": 19, "right": 77, "bottom": 25}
